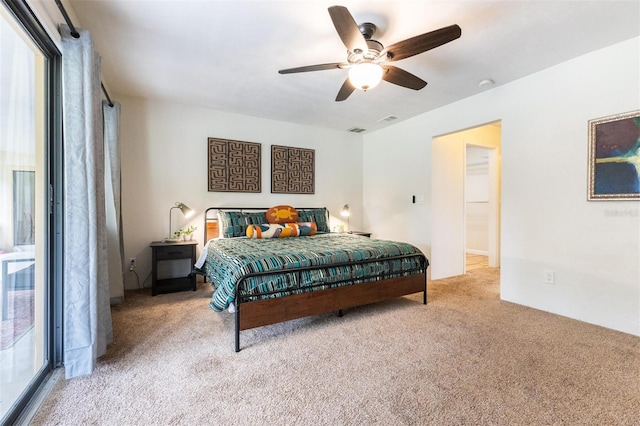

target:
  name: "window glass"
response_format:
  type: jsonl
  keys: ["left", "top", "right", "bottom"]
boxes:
{"left": 0, "top": 6, "right": 47, "bottom": 421}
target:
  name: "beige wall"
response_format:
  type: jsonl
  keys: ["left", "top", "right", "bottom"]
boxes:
{"left": 119, "top": 97, "right": 364, "bottom": 289}
{"left": 364, "top": 38, "right": 640, "bottom": 336}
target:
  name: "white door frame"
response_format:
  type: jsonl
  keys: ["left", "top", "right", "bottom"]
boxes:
{"left": 431, "top": 121, "right": 501, "bottom": 279}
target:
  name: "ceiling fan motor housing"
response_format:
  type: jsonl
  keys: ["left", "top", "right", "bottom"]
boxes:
{"left": 349, "top": 39, "right": 384, "bottom": 64}
{"left": 358, "top": 22, "right": 377, "bottom": 40}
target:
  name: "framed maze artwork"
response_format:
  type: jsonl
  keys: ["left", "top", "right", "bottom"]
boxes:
{"left": 208, "top": 138, "right": 261, "bottom": 193}
{"left": 271, "top": 145, "right": 315, "bottom": 194}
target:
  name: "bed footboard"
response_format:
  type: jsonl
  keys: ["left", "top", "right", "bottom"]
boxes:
{"left": 233, "top": 254, "right": 428, "bottom": 352}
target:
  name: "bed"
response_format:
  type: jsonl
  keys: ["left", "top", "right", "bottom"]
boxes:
{"left": 196, "top": 207, "right": 429, "bottom": 351}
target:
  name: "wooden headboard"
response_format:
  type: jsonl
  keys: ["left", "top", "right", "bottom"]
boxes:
{"left": 206, "top": 221, "right": 219, "bottom": 242}
{"left": 203, "top": 207, "right": 328, "bottom": 242}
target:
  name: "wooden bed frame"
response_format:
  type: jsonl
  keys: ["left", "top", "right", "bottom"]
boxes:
{"left": 203, "top": 207, "right": 428, "bottom": 352}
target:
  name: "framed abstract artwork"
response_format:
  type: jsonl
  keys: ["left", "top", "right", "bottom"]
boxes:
{"left": 271, "top": 145, "right": 315, "bottom": 194}
{"left": 588, "top": 110, "right": 640, "bottom": 200}
{"left": 208, "top": 138, "right": 261, "bottom": 192}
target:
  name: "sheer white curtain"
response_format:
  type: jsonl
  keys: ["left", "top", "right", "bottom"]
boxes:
{"left": 61, "top": 24, "right": 113, "bottom": 379}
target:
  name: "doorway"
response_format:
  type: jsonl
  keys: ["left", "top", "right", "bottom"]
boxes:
{"left": 465, "top": 145, "right": 497, "bottom": 270}
{"left": 431, "top": 122, "right": 501, "bottom": 279}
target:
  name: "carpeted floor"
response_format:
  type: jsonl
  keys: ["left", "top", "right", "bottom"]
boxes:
{"left": 32, "top": 268, "right": 639, "bottom": 425}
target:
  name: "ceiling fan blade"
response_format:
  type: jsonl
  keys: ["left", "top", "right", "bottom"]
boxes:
{"left": 335, "top": 78, "right": 355, "bottom": 102}
{"left": 279, "top": 63, "right": 347, "bottom": 74}
{"left": 328, "top": 5, "right": 368, "bottom": 54}
{"left": 382, "top": 65, "right": 427, "bottom": 90}
{"left": 385, "top": 24, "right": 462, "bottom": 62}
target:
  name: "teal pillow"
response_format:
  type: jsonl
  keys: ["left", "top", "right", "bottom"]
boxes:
{"left": 219, "top": 211, "right": 267, "bottom": 238}
{"left": 297, "top": 208, "right": 330, "bottom": 233}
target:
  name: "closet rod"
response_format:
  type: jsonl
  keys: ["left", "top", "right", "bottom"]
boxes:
{"left": 55, "top": 0, "right": 115, "bottom": 107}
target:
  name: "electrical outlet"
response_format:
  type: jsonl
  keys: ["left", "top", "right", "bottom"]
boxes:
{"left": 129, "top": 257, "right": 136, "bottom": 271}
{"left": 543, "top": 270, "right": 555, "bottom": 284}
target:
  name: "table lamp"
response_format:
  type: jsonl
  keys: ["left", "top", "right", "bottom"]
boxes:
{"left": 164, "top": 202, "right": 194, "bottom": 242}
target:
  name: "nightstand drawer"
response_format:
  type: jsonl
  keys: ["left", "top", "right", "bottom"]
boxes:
{"left": 155, "top": 245, "right": 193, "bottom": 260}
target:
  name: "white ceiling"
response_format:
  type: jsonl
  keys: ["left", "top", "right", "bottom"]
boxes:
{"left": 66, "top": 0, "right": 639, "bottom": 133}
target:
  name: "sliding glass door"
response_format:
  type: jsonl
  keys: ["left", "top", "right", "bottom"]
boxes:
{"left": 0, "top": 2, "right": 60, "bottom": 423}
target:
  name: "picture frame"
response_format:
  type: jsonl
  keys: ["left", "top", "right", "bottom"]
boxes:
{"left": 587, "top": 110, "right": 640, "bottom": 200}
{"left": 208, "top": 138, "right": 261, "bottom": 193}
{"left": 271, "top": 145, "right": 315, "bottom": 194}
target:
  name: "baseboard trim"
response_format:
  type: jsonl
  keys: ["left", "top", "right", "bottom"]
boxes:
{"left": 466, "top": 249, "right": 488, "bottom": 255}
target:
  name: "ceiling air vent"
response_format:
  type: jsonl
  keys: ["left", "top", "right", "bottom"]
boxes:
{"left": 347, "top": 127, "right": 366, "bottom": 133}
{"left": 378, "top": 115, "right": 398, "bottom": 122}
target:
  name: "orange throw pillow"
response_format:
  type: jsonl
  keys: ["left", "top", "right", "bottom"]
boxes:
{"left": 266, "top": 205, "right": 298, "bottom": 224}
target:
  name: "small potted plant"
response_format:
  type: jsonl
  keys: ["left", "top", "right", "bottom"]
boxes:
{"left": 181, "top": 225, "right": 197, "bottom": 241}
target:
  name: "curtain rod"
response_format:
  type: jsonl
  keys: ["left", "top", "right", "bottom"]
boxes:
{"left": 100, "top": 82, "right": 114, "bottom": 108}
{"left": 55, "top": 0, "right": 115, "bottom": 107}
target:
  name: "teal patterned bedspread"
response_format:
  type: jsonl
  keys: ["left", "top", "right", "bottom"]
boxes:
{"left": 202, "top": 233, "right": 427, "bottom": 312}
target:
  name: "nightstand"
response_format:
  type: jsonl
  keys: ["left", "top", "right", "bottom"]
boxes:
{"left": 150, "top": 240, "right": 197, "bottom": 296}
{"left": 348, "top": 231, "right": 372, "bottom": 238}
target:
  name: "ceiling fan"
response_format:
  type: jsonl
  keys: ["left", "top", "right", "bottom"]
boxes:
{"left": 278, "top": 5, "right": 462, "bottom": 101}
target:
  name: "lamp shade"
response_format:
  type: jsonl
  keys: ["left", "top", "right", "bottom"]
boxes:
{"left": 176, "top": 202, "right": 194, "bottom": 218}
{"left": 348, "top": 63, "right": 383, "bottom": 91}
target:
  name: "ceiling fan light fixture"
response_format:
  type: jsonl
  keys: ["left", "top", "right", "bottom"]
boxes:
{"left": 348, "top": 62, "right": 383, "bottom": 91}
